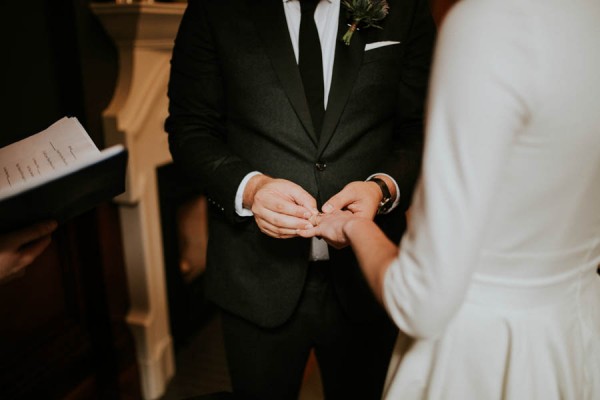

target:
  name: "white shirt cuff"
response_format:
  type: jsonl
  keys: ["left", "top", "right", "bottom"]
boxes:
{"left": 366, "top": 173, "right": 401, "bottom": 214}
{"left": 235, "top": 171, "right": 262, "bottom": 217}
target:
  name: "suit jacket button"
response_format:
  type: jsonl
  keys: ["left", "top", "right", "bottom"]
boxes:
{"left": 315, "top": 161, "right": 326, "bottom": 171}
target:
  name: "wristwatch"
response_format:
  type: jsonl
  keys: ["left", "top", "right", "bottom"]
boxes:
{"left": 368, "top": 177, "right": 393, "bottom": 215}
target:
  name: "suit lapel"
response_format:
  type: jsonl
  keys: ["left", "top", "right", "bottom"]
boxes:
{"left": 318, "top": 6, "right": 366, "bottom": 155}
{"left": 248, "top": 0, "right": 318, "bottom": 146}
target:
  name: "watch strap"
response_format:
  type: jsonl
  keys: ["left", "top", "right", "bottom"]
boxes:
{"left": 368, "top": 177, "right": 393, "bottom": 215}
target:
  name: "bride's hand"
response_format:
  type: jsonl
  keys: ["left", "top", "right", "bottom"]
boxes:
{"left": 297, "top": 210, "right": 358, "bottom": 249}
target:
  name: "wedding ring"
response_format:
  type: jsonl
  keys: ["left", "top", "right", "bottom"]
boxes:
{"left": 309, "top": 213, "right": 323, "bottom": 227}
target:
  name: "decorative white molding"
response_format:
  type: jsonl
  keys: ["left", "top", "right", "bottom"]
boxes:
{"left": 91, "top": 3, "right": 186, "bottom": 399}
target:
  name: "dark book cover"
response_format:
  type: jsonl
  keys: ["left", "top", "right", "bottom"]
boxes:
{"left": 0, "top": 146, "right": 127, "bottom": 234}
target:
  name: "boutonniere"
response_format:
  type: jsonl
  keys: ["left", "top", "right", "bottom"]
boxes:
{"left": 341, "top": 0, "right": 390, "bottom": 46}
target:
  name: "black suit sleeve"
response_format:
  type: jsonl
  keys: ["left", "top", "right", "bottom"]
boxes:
{"left": 165, "top": 0, "right": 252, "bottom": 224}
{"left": 383, "top": 0, "right": 436, "bottom": 211}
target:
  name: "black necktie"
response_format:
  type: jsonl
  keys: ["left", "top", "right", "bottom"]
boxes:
{"left": 299, "top": 0, "right": 324, "bottom": 137}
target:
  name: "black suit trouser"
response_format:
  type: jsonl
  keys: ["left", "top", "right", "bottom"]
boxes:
{"left": 220, "top": 260, "right": 398, "bottom": 400}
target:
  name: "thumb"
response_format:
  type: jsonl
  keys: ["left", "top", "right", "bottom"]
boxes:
{"left": 322, "top": 191, "right": 352, "bottom": 214}
{"left": 10, "top": 221, "right": 58, "bottom": 247}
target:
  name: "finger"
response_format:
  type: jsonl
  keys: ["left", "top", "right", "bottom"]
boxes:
{"left": 322, "top": 190, "right": 354, "bottom": 213}
{"left": 256, "top": 192, "right": 315, "bottom": 220}
{"left": 256, "top": 220, "right": 300, "bottom": 239}
{"left": 346, "top": 203, "right": 375, "bottom": 219}
{"left": 257, "top": 207, "right": 315, "bottom": 230}
{"left": 296, "top": 226, "right": 320, "bottom": 238}
{"left": 275, "top": 201, "right": 317, "bottom": 220}
{"left": 307, "top": 213, "right": 320, "bottom": 227}
{"left": 17, "top": 235, "right": 52, "bottom": 269}
{"left": 10, "top": 221, "right": 58, "bottom": 247}
{"left": 286, "top": 186, "right": 318, "bottom": 214}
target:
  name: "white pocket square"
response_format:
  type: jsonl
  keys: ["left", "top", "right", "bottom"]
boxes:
{"left": 365, "top": 41, "right": 401, "bottom": 51}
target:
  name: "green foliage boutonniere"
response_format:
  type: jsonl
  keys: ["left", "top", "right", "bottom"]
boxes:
{"left": 341, "top": 0, "right": 390, "bottom": 46}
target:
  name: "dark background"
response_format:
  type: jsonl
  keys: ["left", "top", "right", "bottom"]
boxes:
{"left": 1, "top": 1, "right": 137, "bottom": 399}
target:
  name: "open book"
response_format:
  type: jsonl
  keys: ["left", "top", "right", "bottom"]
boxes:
{"left": 0, "top": 117, "right": 127, "bottom": 233}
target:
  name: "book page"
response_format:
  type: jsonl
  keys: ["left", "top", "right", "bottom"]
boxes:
{"left": 0, "top": 117, "right": 99, "bottom": 194}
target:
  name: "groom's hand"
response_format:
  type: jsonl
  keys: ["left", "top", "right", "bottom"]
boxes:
{"left": 244, "top": 175, "right": 318, "bottom": 239}
{"left": 322, "top": 176, "right": 395, "bottom": 219}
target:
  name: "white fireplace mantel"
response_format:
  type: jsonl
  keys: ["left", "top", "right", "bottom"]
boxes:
{"left": 91, "top": 3, "right": 186, "bottom": 399}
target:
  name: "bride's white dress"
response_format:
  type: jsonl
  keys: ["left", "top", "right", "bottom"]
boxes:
{"left": 381, "top": 0, "right": 600, "bottom": 398}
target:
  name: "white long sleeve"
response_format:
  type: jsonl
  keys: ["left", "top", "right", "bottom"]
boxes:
{"left": 382, "top": 0, "right": 536, "bottom": 339}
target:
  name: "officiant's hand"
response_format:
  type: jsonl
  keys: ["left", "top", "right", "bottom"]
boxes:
{"left": 321, "top": 179, "right": 387, "bottom": 219}
{"left": 0, "top": 221, "right": 57, "bottom": 284}
{"left": 244, "top": 175, "right": 318, "bottom": 239}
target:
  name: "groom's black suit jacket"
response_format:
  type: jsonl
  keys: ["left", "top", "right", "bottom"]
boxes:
{"left": 166, "top": 0, "right": 435, "bottom": 328}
